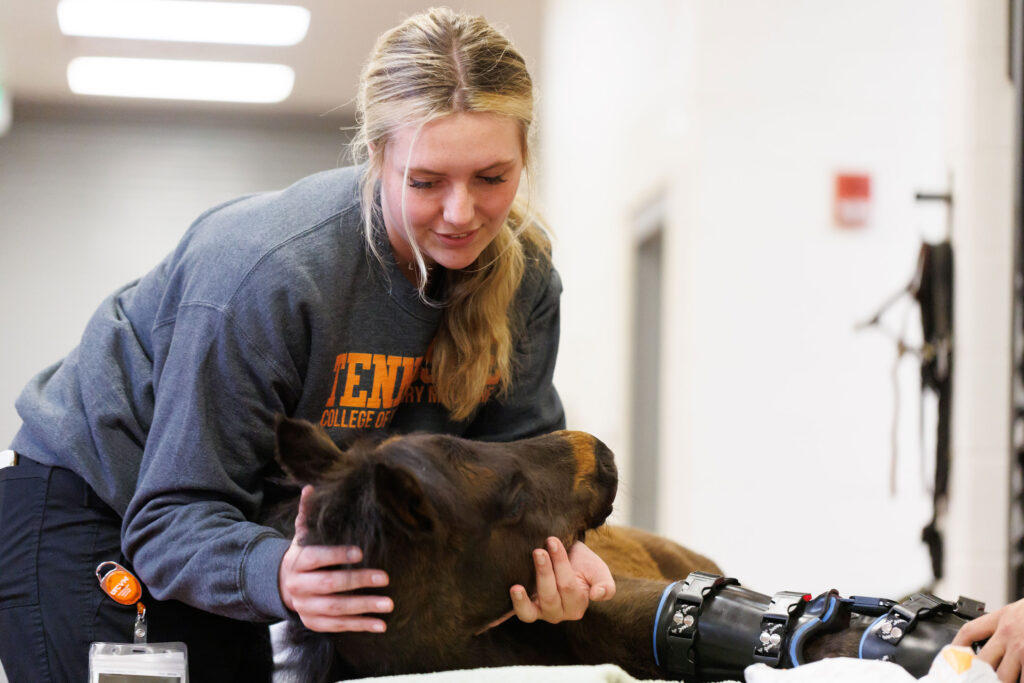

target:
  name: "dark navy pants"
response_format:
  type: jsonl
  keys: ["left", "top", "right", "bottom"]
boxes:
{"left": 0, "top": 456, "right": 273, "bottom": 683}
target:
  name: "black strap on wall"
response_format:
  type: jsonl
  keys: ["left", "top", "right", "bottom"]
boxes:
{"left": 916, "top": 241, "right": 954, "bottom": 582}
{"left": 860, "top": 239, "right": 954, "bottom": 584}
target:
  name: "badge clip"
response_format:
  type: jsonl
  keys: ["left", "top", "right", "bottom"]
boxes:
{"left": 96, "top": 561, "right": 143, "bottom": 606}
{"left": 134, "top": 602, "right": 148, "bottom": 644}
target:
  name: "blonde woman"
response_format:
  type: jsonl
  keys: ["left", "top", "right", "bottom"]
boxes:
{"left": 0, "top": 7, "right": 613, "bottom": 682}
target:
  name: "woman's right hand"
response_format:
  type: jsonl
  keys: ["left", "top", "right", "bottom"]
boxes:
{"left": 278, "top": 485, "right": 392, "bottom": 632}
{"left": 953, "top": 598, "right": 1024, "bottom": 681}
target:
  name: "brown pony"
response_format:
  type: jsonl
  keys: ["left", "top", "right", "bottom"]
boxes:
{"left": 272, "top": 417, "right": 972, "bottom": 682}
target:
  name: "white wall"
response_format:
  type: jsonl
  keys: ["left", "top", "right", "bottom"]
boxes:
{"left": 540, "top": 0, "right": 692, "bottom": 526}
{"left": 934, "top": 0, "right": 1017, "bottom": 607}
{"left": 0, "top": 107, "right": 350, "bottom": 448}
{"left": 543, "top": 0, "right": 1012, "bottom": 607}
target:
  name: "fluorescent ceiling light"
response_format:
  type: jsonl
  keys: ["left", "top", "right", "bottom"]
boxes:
{"left": 67, "top": 57, "right": 295, "bottom": 103}
{"left": 57, "top": 0, "right": 310, "bottom": 46}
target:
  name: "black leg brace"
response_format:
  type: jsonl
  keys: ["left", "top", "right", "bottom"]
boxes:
{"left": 653, "top": 571, "right": 985, "bottom": 681}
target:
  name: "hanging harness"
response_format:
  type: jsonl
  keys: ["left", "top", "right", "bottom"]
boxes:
{"left": 916, "top": 242, "right": 954, "bottom": 582}
{"left": 859, "top": 240, "right": 954, "bottom": 583}
{"left": 653, "top": 571, "right": 983, "bottom": 681}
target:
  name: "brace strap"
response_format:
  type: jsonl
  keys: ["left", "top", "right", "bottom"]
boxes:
{"left": 858, "top": 592, "right": 966, "bottom": 667}
{"left": 877, "top": 593, "right": 953, "bottom": 645}
{"left": 654, "top": 571, "right": 739, "bottom": 677}
{"left": 753, "top": 591, "right": 810, "bottom": 666}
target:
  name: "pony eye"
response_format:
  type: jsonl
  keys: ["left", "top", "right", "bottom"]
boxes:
{"left": 506, "top": 491, "right": 526, "bottom": 520}
{"left": 502, "top": 475, "right": 527, "bottom": 521}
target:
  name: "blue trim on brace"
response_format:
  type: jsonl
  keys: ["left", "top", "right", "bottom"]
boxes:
{"left": 653, "top": 581, "right": 682, "bottom": 669}
{"left": 859, "top": 613, "right": 889, "bottom": 660}
{"left": 788, "top": 596, "right": 838, "bottom": 668}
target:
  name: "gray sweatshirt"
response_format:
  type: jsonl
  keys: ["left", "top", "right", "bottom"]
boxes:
{"left": 10, "top": 164, "right": 564, "bottom": 622}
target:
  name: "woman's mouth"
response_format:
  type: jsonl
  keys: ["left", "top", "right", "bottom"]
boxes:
{"left": 435, "top": 229, "right": 477, "bottom": 246}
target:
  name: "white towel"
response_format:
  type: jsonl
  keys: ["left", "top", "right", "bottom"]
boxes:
{"left": 744, "top": 647, "right": 998, "bottom": 683}
{"left": 350, "top": 647, "right": 998, "bottom": 683}
{"left": 745, "top": 658, "right": 918, "bottom": 683}
{"left": 355, "top": 663, "right": 740, "bottom": 683}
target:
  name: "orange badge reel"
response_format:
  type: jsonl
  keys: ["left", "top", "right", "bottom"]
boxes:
{"left": 97, "top": 561, "right": 143, "bottom": 606}
{"left": 89, "top": 561, "right": 188, "bottom": 682}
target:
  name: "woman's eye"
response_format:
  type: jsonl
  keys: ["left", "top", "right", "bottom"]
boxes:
{"left": 479, "top": 175, "right": 507, "bottom": 185}
{"left": 409, "top": 178, "right": 434, "bottom": 189}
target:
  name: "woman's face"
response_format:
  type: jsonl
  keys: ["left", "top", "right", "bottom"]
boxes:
{"left": 378, "top": 111, "right": 524, "bottom": 277}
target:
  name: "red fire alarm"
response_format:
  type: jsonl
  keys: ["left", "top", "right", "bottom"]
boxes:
{"left": 834, "top": 173, "right": 871, "bottom": 228}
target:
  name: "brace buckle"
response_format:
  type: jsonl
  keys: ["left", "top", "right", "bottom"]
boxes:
{"left": 845, "top": 595, "right": 897, "bottom": 616}
{"left": 877, "top": 593, "right": 953, "bottom": 644}
{"left": 953, "top": 596, "right": 986, "bottom": 621}
{"left": 753, "top": 591, "right": 809, "bottom": 666}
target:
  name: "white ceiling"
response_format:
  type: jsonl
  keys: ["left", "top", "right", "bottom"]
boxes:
{"left": 0, "top": 1, "right": 545, "bottom": 120}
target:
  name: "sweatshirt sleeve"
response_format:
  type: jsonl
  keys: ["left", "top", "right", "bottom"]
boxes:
{"left": 122, "top": 302, "right": 298, "bottom": 622}
{"left": 463, "top": 264, "right": 566, "bottom": 441}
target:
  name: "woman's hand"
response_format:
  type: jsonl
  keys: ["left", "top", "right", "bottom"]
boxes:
{"left": 278, "top": 485, "right": 392, "bottom": 633}
{"left": 510, "top": 538, "right": 616, "bottom": 624}
{"left": 953, "top": 598, "right": 1024, "bottom": 681}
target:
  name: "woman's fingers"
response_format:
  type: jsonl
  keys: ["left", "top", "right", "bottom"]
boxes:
{"left": 510, "top": 546, "right": 559, "bottom": 623}
{"left": 956, "top": 599, "right": 1024, "bottom": 679}
{"left": 280, "top": 559, "right": 392, "bottom": 633}
{"left": 511, "top": 538, "right": 595, "bottom": 624}
{"left": 510, "top": 583, "right": 540, "bottom": 623}
{"left": 994, "top": 646, "right": 1020, "bottom": 683}
{"left": 954, "top": 610, "right": 999, "bottom": 647}
{"left": 280, "top": 486, "right": 392, "bottom": 632}
{"left": 279, "top": 543, "right": 379, "bottom": 608}
{"left": 300, "top": 614, "right": 390, "bottom": 633}
{"left": 287, "top": 544, "right": 363, "bottom": 572}
{"left": 286, "top": 562, "right": 388, "bottom": 595}
{"left": 547, "top": 537, "right": 588, "bottom": 620}
{"left": 978, "top": 636, "right": 1009, "bottom": 674}
{"left": 291, "top": 593, "right": 394, "bottom": 632}
{"left": 532, "top": 547, "right": 561, "bottom": 613}
{"left": 296, "top": 594, "right": 393, "bottom": 617}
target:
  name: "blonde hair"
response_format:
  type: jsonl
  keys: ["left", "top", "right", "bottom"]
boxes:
{"left": 351, "top": 7, "right": 551, "bottom": 421}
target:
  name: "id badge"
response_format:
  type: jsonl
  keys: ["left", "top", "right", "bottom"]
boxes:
{"left": 88, "top": 641, "right": 188, "bottom": 683}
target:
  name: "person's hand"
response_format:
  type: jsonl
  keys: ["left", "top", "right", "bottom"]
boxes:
{"left": 278, "top": 485, "right": 392, "bottom": 632}
{"left": 953, "top": 598, "right": 1024, "bottom": 681}
{"left": 510, "top": 538, "right": 616, "bottom": 624}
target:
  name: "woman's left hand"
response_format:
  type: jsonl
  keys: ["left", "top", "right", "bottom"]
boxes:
{"left": 510, "top": 538, "right": 616, "bottom": 624}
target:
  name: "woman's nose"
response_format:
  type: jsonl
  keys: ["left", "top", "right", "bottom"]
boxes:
{"left": 443, "top": 186, "right": 474, "bottom": 227}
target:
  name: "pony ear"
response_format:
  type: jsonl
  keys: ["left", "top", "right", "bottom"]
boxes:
{"left": 274, "top": 415, "right": 345, "bottom": 484}
{"left": 373, "top": 462, "right": 436, "bottom": 537}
